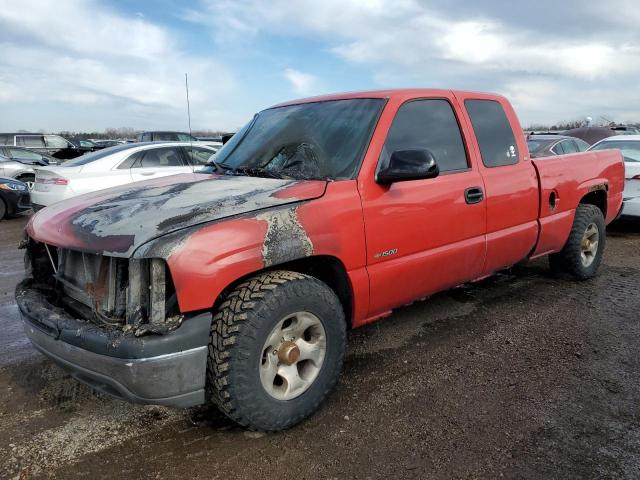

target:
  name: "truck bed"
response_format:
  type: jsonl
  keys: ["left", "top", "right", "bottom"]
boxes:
{"left": 530, "top": 149, "right": 624, "bottom": 258}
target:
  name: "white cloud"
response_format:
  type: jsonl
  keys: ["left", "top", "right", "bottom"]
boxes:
{"left": 188, "top": 0, "right": 640, "bottom": 124}
{"left": 0, "top": 0, "right": 238, "bottom": 131}
{"left": 283, "top": 68, "right": 318, "bottom": 95}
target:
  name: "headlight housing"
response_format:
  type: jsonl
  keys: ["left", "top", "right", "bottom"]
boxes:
{"left": 0, "top": 182, "right": 27, "bottom": 191}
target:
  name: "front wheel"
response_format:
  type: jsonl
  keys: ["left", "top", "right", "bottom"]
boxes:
{"left": 549, "top": 204, "right": 606, "bottom": 280}
{"left": 207, "top": 270, "right": 346, "bottom": 431}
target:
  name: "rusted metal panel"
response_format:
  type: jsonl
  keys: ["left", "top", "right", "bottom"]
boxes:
{"left": 149, "top": 259, "right": 166, "bottom": 324}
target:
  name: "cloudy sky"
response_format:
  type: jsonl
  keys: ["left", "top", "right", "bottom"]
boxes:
{"left": 1, "top": 0, "right": 639, "bottom": 132}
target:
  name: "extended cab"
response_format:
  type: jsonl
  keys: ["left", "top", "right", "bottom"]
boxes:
{"left": 16, "top": 89, "right": 624, "bottom": 431}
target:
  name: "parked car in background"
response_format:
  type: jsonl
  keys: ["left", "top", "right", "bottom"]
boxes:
{"left": 527, "top": 134, "right": 590, "bottom": 158}
{"left": 563, "top": 127, "right": 620, "bottom": 146}
{"left": 0, "top": 149, "right": 55, "bottom": 189}
{"left": 136, "top": 131, "right": 198, "bottom": 142}
{"left": 67, "top": 138, "right": 100, "bottom": 153}
{"left": 0, "top": 146, "right": 59, "bottom": 165}
{"left": 91, "top": 139, "right": 126, "bottom": 149}
{"left": 589, "top": 136, "right": 640, "bottom": 220}
{"left": 30, "top": 142, "right": 217, "bottom": 208}
{"left": 0, "top": 133, "right": 85, "bottom": 160}
{"left": 0, "top": 177, "right": 30, "bottom": 219}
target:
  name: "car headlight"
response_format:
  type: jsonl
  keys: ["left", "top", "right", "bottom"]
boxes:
{"left": 0, "top": 182, "right": 27, "bottom": 191}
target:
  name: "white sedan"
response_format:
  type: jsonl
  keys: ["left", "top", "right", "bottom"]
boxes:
{"left": 31, "top": 142, "right": 217, "bottom": 208}
{"left": 589, "top": 135, "right": 640, "bottom": 219}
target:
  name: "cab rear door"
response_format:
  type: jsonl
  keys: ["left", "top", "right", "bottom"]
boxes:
{"left": 454, "top": 93, "right": 540, "bottom": 276}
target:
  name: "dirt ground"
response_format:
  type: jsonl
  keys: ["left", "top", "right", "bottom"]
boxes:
{"left": 1, "top": 214, "right": 639, "bottom": 480}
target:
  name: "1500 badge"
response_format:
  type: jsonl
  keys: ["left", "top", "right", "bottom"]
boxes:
{"left": 374, "top": 248, "right": 398, "bottom": 259}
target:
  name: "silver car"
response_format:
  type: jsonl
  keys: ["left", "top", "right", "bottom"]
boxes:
{"left": 0, "top": 148, "right": 54, "bottom": 190}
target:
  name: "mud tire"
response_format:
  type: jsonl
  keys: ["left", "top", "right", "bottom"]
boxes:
{"left": 207, "top": 270, "right": 346, "bottom": 431}
{"left": 549, "top": 204, "right": 605, "bottom": 280}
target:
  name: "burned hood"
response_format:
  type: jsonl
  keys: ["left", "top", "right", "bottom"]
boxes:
{"left": 28, "top": 173, "right": 327, "bottom": 257}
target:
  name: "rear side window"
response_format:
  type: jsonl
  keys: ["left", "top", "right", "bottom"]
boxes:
{"left": 381, "top": 99, "right": 468, "bottom": 173}
{"left": 134, "top": 147, "right": 184, "bottom": 168}
{"left": 16, "top": 135, "right": 45, "bottom": 147}
{"left": 183, "top": 146, "right": 215, "bottom": 165}
{"left": 551, "top": 141, "right": 565, "bottom": 155}
{"left": 575, "top": 139, "right": 589, "bottom": 152}
{"left": 465, "top": 100, "right": 518, "bottom": 167}
{"left": 0, "top": 135, "right": 11, "bottom": 145}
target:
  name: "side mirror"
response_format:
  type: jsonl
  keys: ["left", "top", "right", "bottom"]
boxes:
{"left": 376, "top": 149, "right": 440, "bottom": 185}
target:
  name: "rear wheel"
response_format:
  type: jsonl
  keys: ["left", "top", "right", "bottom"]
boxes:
{"left": 549, "top": 204, "right": 605, "bottom": 279}
{"left": 207, "top": 270, "right": 346, "bottom": 431}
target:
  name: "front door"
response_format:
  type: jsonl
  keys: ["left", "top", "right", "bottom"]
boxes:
{"left": 360, "top": 96, "right": 487, "bottom": 317}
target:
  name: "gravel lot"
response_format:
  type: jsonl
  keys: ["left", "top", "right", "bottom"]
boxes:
{"left": 1, "top": 214, "right": 639, "bottom": 479}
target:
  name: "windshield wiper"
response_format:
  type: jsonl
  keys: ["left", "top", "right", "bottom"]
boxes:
{"left": 206, "top": 160, "right": 234, "bottom": 173}
{"left": 230, "top": 166, "right": 288, "bottom": 179}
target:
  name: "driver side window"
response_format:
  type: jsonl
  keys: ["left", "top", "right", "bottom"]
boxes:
{"left": 380, "top": 99, "right": 469, "bottom": 174}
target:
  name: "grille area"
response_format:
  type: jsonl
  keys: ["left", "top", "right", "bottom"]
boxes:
{"left": 33, "top": 245, "right": 174, "bottom": 327}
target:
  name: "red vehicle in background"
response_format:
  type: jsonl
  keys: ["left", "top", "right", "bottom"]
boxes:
{"left": 17, "top": 89, "right": 624, "bottom": 432}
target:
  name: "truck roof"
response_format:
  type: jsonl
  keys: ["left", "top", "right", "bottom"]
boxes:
{"left": 273, "top": 88, "right": 505, "bottom": 108}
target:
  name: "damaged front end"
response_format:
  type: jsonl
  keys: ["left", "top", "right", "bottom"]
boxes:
{"left": 21, "top": 238, "right": 182, "bottom": 336}
{"left": 16, "top": 236, "right": 212, "bottom": 408}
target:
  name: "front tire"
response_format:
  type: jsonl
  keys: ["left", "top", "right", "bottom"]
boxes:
{"left": 207, "top": 270, "right": 346, "bottom": 431}
{"left": 549, "top": 204, "right": 606, "bottom": 279}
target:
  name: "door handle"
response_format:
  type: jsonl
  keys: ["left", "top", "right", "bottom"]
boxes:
{"left": 140, "top": 172, "right": 155, "bottom": 176}
{"left": 464, "top": 187, "right": 484, "bottom": 204}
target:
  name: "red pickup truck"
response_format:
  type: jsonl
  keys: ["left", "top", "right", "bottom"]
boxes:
{"left": 17, "top": 89, "right": 624, "bottom": 431}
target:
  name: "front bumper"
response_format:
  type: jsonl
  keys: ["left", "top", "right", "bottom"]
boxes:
{"left": 17, "top": 280, "right": 212, "bottom": 408}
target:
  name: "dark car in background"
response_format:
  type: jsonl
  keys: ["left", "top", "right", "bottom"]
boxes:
{"left": 136, "top": 131, "right": 198, "bottom": 142}
{"left": 67, "top": 137, "right": 100, "bottom": 154}
{"left": 92, "top": 139, "right": 126, "bottom": 148}
{"left": 526, "top": 134, "right": 590, "bottom": 158}
{"left": 0, "top": 177, "right": 30, "bottom": 219}
{"left": 0, "top": 133, "right": 85, "bottom": 160}
{"left": 562, "top": 127, "right": 621, "bottom": 146}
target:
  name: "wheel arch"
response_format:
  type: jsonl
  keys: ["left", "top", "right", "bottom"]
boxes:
{"left": 579, "top": 187, "right": 607, "bottom": 218}
{"left": 210, "top": 255, "right": 355, "bottom": 329}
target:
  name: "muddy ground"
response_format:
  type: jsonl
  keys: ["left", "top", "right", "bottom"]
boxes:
{"left": 1, "top": 214, "right": 639, "bottom": 479}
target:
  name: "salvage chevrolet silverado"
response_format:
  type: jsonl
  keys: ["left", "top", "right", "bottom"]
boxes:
{"left": 16, "top": 89, "right": 624, "bottom": 431}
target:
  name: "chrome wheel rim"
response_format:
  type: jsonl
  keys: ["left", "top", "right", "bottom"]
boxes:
{"left": 25, "top": 180, "right": 34, "bottom": 191}
{"left": 260, "top": 311, "right": 326, "bottom": 400}
{"left": 580, "top": 223, "right": 599, "bottom": 267}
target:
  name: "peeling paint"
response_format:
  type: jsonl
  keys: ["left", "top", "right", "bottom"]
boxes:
{"left": 29, "top": 174, "right": 327, "bottom": 258}
{"left": 257, "top": 207, "right": 314, "bottom": 267}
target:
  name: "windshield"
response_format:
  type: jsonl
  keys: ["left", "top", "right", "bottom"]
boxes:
{"left": 63, "top": 143, "right": 138, "bottom": 166}
{"left": 590, "top": 140, "right": 640, "bottom": 162}
{"left": 215, "top": 98, "right": 384, "bottom": 180}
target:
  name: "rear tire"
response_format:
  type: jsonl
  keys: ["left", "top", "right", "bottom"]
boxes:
{"left": 207, "top": 270, "right": 346, "bottom": 431}
{"left": 549, "top": 204, "right": 605, "bottom": 280}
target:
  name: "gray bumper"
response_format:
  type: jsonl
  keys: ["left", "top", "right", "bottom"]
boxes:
{"left": 17, "top": 280, "right": 212, "bottom": 408}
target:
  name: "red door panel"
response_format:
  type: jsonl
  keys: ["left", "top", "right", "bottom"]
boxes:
{"left": 363, "top": 171, "right": 486, "bottom": 317}
{"left": 454, "top": 92, "right": 540, "bottom": 275}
